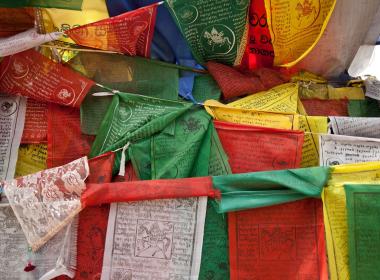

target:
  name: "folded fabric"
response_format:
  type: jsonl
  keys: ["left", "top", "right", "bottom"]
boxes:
{"left": 213, "top": 166, "right": 330, "bottom": 213}
{"left": 206, "top": 61, "right": 288, "bottom": 99}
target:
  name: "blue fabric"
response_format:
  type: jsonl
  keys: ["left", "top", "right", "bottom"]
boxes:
{"left": 106, "top": 0, "right": 195, "bottom": 65}
{"left": 106, "top": 0, "right": 198, "bottom": 100}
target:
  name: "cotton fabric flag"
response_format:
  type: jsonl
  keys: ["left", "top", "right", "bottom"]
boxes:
{"left": 264, "top": 0, "right": 336, "bottom": 67}
{"left": 0, "top": 49, "right": 95, "bottom": 108}
{"left": 322, "top": 161, "right": 380, "bottom": 280}
{"left": 0, "top": 0, "right": 83, "bottom": 10}
{"left": 345, "top": 184, "right": 380, "bottom": 280}
{"left": 67, "top": 3, "right": 159, "bottom": 57}
{"left": 0, "top": 8, "right": 34, "bottom": 38}
{"left": 165, "top": 0, "right": 249, "bottom": 66}
{"left": 21, "top": 99, "right": 48, "bottom": 144}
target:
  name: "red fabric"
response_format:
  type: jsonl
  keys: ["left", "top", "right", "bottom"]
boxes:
{"left": 214, "top": 120, "right": 304, "bottom": 173}
{"left": 301, "top": 99, "right": 349, "bottom": 116}
{"left": 206, "top": 61, "right": 288, "bottom": 99}
{"left": 21, "top": 99, "right": 48, "bottom": 143}
{"left": 0, "top": 8, "right": 34, "bottom": 38}
{"left": 81, "top": 176, "right": 217, "bottom": 208}
{"left": 47, "top": 104, "right": 94, "bottom": 168}
{"left": 67, "top": 3, "right": 158, "bottom": 57}
{"left": 229, "top": 199, "right": 328, "bottom": 280}
{"left": 241, "top": 0, "right": 274, "bottom": 70}
{"left": 0, "top": 49, "right": 94, "bottom": 107}
{"left": 87, "top": 152, "right": 115, "bottom": 184}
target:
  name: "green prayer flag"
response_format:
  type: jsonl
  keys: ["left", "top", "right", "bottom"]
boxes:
{"left": 213, "top": 166, "right": 331, "bottom": 213}
{"left": 199, "top": 128, "right": 231, "bottom": 280}
{"left": 165, "top": 0, "right": 249, "bottom": 65}
{"left": 348, "top": 99, "right": 380, "bottom": 117}
{"left": 192, "top": 75, "right": 222, "bottom": 103}
{"left": 72, "top": 53, "right": 180, "bottom": 135}
{"left": 90, "top": 92, "right": 192, "bottom": 158}
{"left": 0, "top": 0, "right": 83, "bottom": 10}
{"left": 345, "top": 184, "right": 380, "bottom": 280}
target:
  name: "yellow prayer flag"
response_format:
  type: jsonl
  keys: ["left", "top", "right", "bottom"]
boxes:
{"left": 229, "top": 83, "right": 298, "bottom": 113}
{"left": 264, "top": 0, "right": 336, "bottom": 67}
{"left": 204, "top": 99, "right": 299, "bottom": 130}
{"left": 37, "top": 0, "right": 109, "bottom": 44}
{"left": 323, "top": 161, "right": 380, "bottom": 280}
{"left": 299, "top": 115, "right": 328, "bottom": 167}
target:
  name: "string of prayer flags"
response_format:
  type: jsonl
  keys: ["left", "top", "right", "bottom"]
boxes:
{"left": 66, "top": 3, "right": 159, "bottom": 57}
{"left": 3, "top": 156, "right": 89, "bottom": 251}
{"left": 165, "top": 0, "right": 250, "bottom": 66}
{"left": 21, "top": 99, "right": 48, "bottom": 144}
{"left": 213, "top": 166, "right": 329, "bottom": 213}
{"left": 330, "top": 116, "right": 380, "bottom": 138}
{"left": 229, "top": 198, "right": 328, "bottom": 280}
{"left": 264, "top": 0, "right": 336, "bottom": 67}
{"left": 0, "top": 49, "right": 95, "bottom": 108}
{"left": 47, "top": 104, "right": 94, "bottom": 168}
{"left": 0, "top": 94, "right": 26, "bottom": 180}
{"left": 319, "top": 134, "right": 380, "bottom": 166}
{"left": 241, "top": 0, "right": 274, "bottom": 70}
{"left": 345, "top": 184, "right": 380, "bottom": 280}
{"left": 0, "top": 0, "right": 84, "bottom": 10}
{"left": 214, "top": 120, "right": 304, "bottom": 174}
{"left": 322, "top": 161, "right": 380, "bottom": 280}
{"left": 0, "top": 28, "right": 62, "bottom": 57}
{"left": 206, "top": 61, "right": 288, "bottom": 99}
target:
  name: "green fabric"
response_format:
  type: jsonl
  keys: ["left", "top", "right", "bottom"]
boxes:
{"left": 199, "top": 128, "right": 231, "bottom": 280}
{"left": 213, "top": 166, "right": 331, "bottom": 213}
{"left": 129, "top": 107, "right": 212, "bottom": 179}
{"left": 0, "top": 0, "right": 83, "bottom": 9}
{"left": 345, "top": 184, "right": 380, "bottom": 280}
{"left": 192, "top": 75, "right": 222, "bottom": 103}
{"left": 74, "top": 53, "right": 179, "bottom": 135}
{"left": 165, "top": 0, "right": 249, "bottom": 65}
{"left": 151, "top": 108, "right": 211, "bottom": 178}
{"left": 348, "top": 99, "right": 380, "bottom": 117}
{"left": 90, "top": 92, "right": 192, "bottom": 159}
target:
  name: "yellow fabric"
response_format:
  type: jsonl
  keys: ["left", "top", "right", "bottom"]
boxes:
{"left": 264, "top": 0, "right": 336, "bottom": 67}
{"left": 229, "top": 83, "right": 298, "bottom": 113}
{"left": 299, "top": 116, "right": 327, "bottom": 167}
{"left": 204, "top": 99, "right": 299, "bottom": 130}
{"left": 15, "top": 144, "right": 47, "bottom": 177}
{"left": 40, "top": 0, "right": 109, "bottom": 44}
{"left": 323, "top": 161, "right": 380, "bottom": 280}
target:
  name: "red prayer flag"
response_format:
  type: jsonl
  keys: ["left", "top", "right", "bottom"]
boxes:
{"left": 0, "top": 49, "right": 94, "bottom": 107}
{"left": 229, "top": 199, "right": 328, "bottom": 280}
{"left": 206, "top": 61, "right": 288, "bottom": 99}
{"left": 301, "top": 99, "right": 349, "bottom": 116}
{"left": 214, "top": 120, "right": 304, "bottom": 173}
{"left": 66, "top": 3, "right": 159, "bottom": 57}
{"left": 241, "top": 0, "right": 274, "bottom": 70}
{"left": 47, "top": 104, "right": 94, "bottom": 168}
{"left": 21, "top": 99, "right": 48, "bottom": 144}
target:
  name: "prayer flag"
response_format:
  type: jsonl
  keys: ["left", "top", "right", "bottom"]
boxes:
{"left": 67, "top": 3, "right": 159, "bottom": 57}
